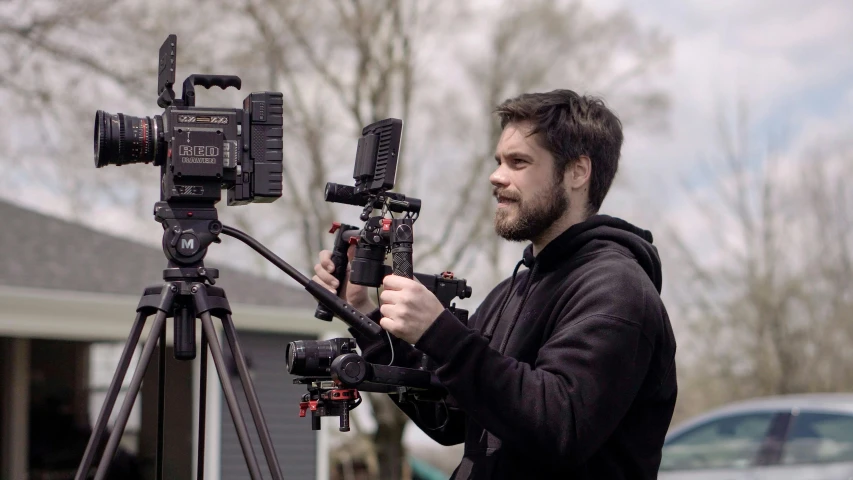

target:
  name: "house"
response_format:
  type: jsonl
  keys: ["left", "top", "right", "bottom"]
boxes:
{"left": 0, "top": 199, "right": 340, "bottom": 479}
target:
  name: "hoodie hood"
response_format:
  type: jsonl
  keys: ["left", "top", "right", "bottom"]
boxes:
{"left": 522, "top": 214, "right": 663, "bottom": 292}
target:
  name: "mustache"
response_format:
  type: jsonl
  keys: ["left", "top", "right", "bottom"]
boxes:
{"left": 493, "top": 188, "right": 521, "bottom": 202}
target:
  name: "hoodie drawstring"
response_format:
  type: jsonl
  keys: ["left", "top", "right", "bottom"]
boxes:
{"left": 498, "top": 260, "right": 538, "bottom": 354}
{"left": 483, "top": 258, "right": 525, "bottom": 341}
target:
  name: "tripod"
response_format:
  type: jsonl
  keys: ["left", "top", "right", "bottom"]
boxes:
{"left": 75, "top": 202, "right": 284, "bottom": 480}
{"left": 76, "top": 198, "right": 388, "bottom": 479}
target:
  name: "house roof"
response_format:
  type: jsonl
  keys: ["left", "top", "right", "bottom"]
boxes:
{"left": 0, "top": 199, "right": 318, "bottom": 310}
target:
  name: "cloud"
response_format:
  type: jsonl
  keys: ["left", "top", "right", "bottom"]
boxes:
{"left": 610, "top": 0, "right": 853, "bottom": 208}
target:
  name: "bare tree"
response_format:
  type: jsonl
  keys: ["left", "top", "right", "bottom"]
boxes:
{"left": 664, "top": 100, "right": 853, "bottom": 422}
{"left": 0, "top": 0, "right": 231, "bottom": 222}
{"left": 416, "top": 0, "right": 671, "bottom": 286}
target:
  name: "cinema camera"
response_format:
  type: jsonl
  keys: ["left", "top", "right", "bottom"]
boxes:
{"left": 94, "top": 34, "right": 282, "bottom": 206}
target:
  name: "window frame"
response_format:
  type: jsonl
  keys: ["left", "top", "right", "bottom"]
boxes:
{"left": 777, "top": 409, "right": 853, "bottom": 467}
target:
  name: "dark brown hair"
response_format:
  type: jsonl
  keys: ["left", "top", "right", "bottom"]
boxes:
{"left": 494, "top": 89, "right": 623, "bottom": 215}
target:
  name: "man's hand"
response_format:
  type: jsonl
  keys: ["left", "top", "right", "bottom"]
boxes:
{"left": 379, "top": 275, "right": 446, "bottom": 344}
{"left": 312, "top": 246, "right": 375, "bottom": 313}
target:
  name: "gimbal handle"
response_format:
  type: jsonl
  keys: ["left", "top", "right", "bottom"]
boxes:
{"left": 390, "top": 218, "right": 414, "bottom": 279}
{"left": 315, "top": 223, "right": 360, "bottom": 321}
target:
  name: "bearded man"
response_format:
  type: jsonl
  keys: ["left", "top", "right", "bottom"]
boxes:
{"left": 313, "top": 89, "right": 677, "bottom": 479}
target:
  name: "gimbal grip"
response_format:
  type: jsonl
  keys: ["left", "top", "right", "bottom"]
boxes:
{"left": 314, "top": 249, "right": 349, "bottom": 321}
{"left": 392, "top": 251, "right": 413, "bottom": 279}
{"left": 391, "top": 219, "right": 414, "bottom": 279}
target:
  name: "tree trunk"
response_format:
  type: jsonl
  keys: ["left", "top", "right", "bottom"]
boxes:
{"left": 370, "top": 393, "right": 410, "bottom": 480}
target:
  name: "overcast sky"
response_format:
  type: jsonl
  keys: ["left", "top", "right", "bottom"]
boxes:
{"left": 608, "top": 0, "right": 853, "bottom": 213}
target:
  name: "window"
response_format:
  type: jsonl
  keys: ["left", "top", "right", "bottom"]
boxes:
{"left": 781, "top": 412, "right": 853, "bottom": 465}
{"left": 659, "top": 412, "right": 776, "bottom": 471}
{"left": 88, "top": 342, "right": 143, "bottom": 454}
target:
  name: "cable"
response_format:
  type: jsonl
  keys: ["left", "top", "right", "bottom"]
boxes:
{"left": 411, "top": 398, "right": 449, "bottom": 431}
{"left": 376, "top": 286, "right": 395, "bottom": 366}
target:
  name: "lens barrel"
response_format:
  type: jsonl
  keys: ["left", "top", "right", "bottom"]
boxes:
{"left": 94, "top": 110, "right": 164, "bottom": 168}
{"left": 350, "top": 244, "right": 387, "bottom": 287}
{"left": 286, "top": 338, "right": 357, "bottom": 377}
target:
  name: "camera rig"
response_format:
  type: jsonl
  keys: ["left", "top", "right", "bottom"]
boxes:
{"left": 315, "top": 118, "right": 471, "bottom": 320}
{"left": 78, "top": 34, "right": 476, "bottom": 480}
{"left": 78, "top": 34, "right": 460, "bottom": 480}
{"left": 296, "top": 118, "right": 472, "bottom": 432}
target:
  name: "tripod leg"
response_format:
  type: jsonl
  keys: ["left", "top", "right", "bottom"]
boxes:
{"left": 94, "top": 311, "right": 168, "bottom": 480}
{"left": 156, "top": 321, "right": 167, "bottom": 480}
{"left": 75, "top": 311, "right": 148, "bottom": 480}
{"left": 199, "top": 312, "right": 264, "bottom": 480}
{"left": 220, "top": 313, "right": 284, "bottom": 480}
{"left": 197, "top": 334, "right": 208, "bottom": 480}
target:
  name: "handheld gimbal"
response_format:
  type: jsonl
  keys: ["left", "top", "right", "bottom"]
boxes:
{"left": 294, "top": 118, "right": 473, "bottom": 432}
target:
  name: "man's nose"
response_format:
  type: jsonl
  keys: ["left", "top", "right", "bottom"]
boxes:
{"left": 489, "top": 163, "right": 508, "bottom": 187}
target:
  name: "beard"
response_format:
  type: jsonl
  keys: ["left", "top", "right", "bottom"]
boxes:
{"left": 494, "top": 181, "right": 569, "bottom": 242}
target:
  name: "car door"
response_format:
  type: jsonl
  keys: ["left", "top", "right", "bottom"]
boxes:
{"left": 658, "top": 411, "right": 782, "bottom": 480}
{"left": 749, "top": 410, "right": 853, "bottom": 480}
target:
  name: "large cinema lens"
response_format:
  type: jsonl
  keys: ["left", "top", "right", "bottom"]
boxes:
{"left": 94, "top": 110, "right": 164, "bottom": 168}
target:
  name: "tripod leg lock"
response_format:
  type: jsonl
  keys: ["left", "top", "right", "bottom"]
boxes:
{"left": 191, "top": 283, "right": 212, "bottom": 314}
{"left": 153, "top": 283, "right": 178, "bottom": 313}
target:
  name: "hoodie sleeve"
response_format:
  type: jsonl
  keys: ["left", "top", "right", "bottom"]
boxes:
{"left": 414, "top": 301, "right": 654, "bottom": 467}
{"left": 347, "top": 308, "right": 469, "bottom": 445}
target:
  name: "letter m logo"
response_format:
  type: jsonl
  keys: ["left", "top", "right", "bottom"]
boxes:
{"left": 181, "top": 238, "right": 195, "bottom": 249}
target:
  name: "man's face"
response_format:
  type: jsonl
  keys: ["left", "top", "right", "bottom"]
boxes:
{"left": 490, "top": 122, "right": 569, "bottom": 242}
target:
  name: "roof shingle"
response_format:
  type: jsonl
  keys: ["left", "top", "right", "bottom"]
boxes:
{"left": 0, "top": 199, "right": 317, "bottom": 309}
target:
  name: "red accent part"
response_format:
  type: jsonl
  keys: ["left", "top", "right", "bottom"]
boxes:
{"left": 299, "top": 399, "right": 320, "bottom": 417}
{"left": 348, "top": 236, "right": 359, "bottom": 245}
{"left": 187, "top": 212, "right": 193, "bottom": 217}
{"left": 329, "top": 222, "right": 342, "bottom": 234}
{"left": 381, "top": 218, "right": 392, "bottom": 232}
{"left": 441, "top": 271, "right": 454, "bottom": 279}
{"left": 322, "top": 389, "right": 359, "bottom": 401}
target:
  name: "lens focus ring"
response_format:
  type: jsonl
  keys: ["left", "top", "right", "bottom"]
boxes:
{"left": 94, "top": 110, "right": 163, "bottom": 168}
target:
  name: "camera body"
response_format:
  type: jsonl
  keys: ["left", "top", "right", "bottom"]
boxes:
{"left": 160, "top": 94, "right": 283, "bottom": 205}
{"left": 93, "top": 34, "right": 284, "bottom": 206}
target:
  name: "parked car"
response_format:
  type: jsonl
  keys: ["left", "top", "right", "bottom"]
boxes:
{"left": 658, "top": 393, "right": 853, "bottom": 480}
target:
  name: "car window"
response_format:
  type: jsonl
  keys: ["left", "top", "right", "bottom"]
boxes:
{"left": 660, "top": 412, "right": 776, "bottom": 471}
{"left": 781, "top": 412, "right": 853, "bottom": 465}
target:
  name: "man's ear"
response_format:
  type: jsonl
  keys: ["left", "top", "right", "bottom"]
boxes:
{"left": 567, "top": 155, "right": 592, "bottom": 191}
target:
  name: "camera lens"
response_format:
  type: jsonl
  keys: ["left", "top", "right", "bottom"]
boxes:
{"left": 94, "top": 110, "right": 164, "bottom": 168}
{"left": 286, "top": 339, "right": 356, "bottom": 377}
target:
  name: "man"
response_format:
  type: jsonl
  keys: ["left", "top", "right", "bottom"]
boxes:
{"left": 313, "top": 89, "right": 677, "bottom": 479}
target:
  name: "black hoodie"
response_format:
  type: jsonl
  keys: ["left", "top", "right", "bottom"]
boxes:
{"left": 352, "top": 215, "right": 677, "bottom": 479}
